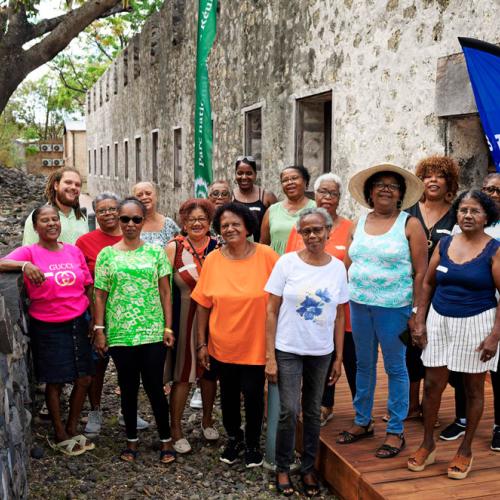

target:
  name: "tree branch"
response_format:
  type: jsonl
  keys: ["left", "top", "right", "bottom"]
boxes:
{"left": 52, "top": 64, "right": 87, "bottom": 94}
{"left": 93, "top": 38, "right": 113, "bottom": 61}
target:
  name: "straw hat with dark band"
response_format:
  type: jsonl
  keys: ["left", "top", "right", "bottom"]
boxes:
{"left": 348, "top": 163, "right": 424, "bottom": 210}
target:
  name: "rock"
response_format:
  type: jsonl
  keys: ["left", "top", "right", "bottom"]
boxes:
{"left": 30, "top": 446, "right": 44, "bottom": 459}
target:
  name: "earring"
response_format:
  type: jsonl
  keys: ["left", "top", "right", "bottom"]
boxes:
{"left": 397, "top": 200, "right": 402, "bottom": 209}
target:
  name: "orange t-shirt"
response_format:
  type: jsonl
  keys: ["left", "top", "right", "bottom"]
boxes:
{"left": 191, "top": 243, "right": 279, "bottom": 365}
{"left": 285, "top": 217, "right": 353, "bottom": 332}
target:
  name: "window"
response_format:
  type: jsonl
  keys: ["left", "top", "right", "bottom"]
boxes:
{"left": 133, "top": 37, "right": 140, "bottom": 79}
{"left": 106, "top": 145, "right": 110, "bottom": 176}
{"left": 114, "top": 142, "right": 118, "bottom": 177}
{"left": 88, "top": 150, "right": 91, "bottom": 174}
{"left": 295, "top": 91, "right": 332, "bottom": 181}
{"left": 244, "top": 107, "right": 262, "bottom": 171}
{"left": 113, "top": 63, "right": 118, "bottom": 95}
{"left": 173, "top": 128, "right": 182, "bottom": 187}
{"left": 87, "top": 94, "right": 91, "bottom": 115}
{"left": 152, "top": 130, "right": 159, "bottom": 183}
{"left": 150, "top": 23, "right": 159, "bottom": 64}
{"left": 99, "top": 147, "right": 103, "bottom": 175}
{"left": 123, "top": 49, "right": 128, "bottom": 87}
{"left": 105, "top": 72, "right": 109, "bottom": 102}
{"left": 135, "top": 137, "right": 142, "bottom": 182}
{"left": 124, "top": 140, "right": 129, "bottom": 179}
{"left": 99, "top": 80, "right": 103, "bottom": 107}
{"left": 93, "top": 149, "right": 97, "bottom": 175}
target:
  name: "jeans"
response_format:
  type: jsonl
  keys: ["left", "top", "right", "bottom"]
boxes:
{"left": 350, "top": 301, "right": 411, "bottom": 435}
{"left": 212, "top": 357, "right": 265, "bottom": 449}
{"left": 321, "top": 332, "right": 357, "bottom": 407}
{"left": 275, "top": 350, "right": 332, "bottom": 473}
{"left": 109, "top": 342, "right": 170, "bottom": 441}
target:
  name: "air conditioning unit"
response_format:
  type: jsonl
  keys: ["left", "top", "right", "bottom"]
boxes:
{"left": 52, "top": 144, "right": 64, "bottom": 152}
{"left": 40, "top": 144, "right": 52, "bottom": 152}
{"left": 53, "top": 159, "right": 64, "bottom": 167}
{"left": 42, "top": 159, "right": 53, "bottom": 167}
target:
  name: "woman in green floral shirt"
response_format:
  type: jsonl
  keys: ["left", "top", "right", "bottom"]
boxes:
{"left": 93, "top": 197, "right": 176, "bottom": 464}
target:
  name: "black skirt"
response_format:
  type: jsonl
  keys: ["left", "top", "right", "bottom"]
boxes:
{"left": 29, "top": 312, "right": 94, "bottom": 384}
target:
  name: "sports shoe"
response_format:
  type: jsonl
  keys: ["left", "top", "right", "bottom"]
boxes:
{"left": 220, "top": 438, "right": 244, "bottom": 465}
{"left": 84, "top": 410, "right": 103, "bottom": 435}
{"left": 118, "top": 411, "right": 150, "bottom": 430}
{"left": 491, "top": 426, "right": 500, "bottom": 451}
{"left": 439, "top": 419, "right": 466, "bottom": 441}
{"left": 245, "top": 447, "right": 263, "bottom": 468}
{"left": 190, "top": 387, "right": 203, "bottom": 409}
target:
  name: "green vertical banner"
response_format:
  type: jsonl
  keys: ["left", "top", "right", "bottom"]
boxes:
{"left": 194, "top": 0, "right": 217, "bottom": 198}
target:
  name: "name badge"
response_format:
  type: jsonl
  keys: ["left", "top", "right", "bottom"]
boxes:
{"left": 249, "top": 207, "right": 261, "bottom": 211}
{"left": 178, "top": 263, "right": 197, "bottom": 273}
{"left": 436, "top": 229, "right": 451, "bottom": 235}
{"left": 436, "top": 265, "right": 448, "bottom": 273}
{"left": 335, "top": 245, "right": 346, "bottom": 250}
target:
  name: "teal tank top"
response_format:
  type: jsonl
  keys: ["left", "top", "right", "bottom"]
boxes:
{"left": 348, "top": 211, "right": 413, "bottom": 308}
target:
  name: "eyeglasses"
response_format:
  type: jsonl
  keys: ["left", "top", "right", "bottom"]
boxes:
{"left": 236, "top": 155, "right": 256, "bottom": 162}
{"left": 209, "top": 190, "right": 230, "bottom": 198}
{"left": 482, "top": 186, "right": 500, "bottom": 196}
{"left": 299, "top": 226, "right": 326, "bottom": 237}
{"left": 457, "top": 208, "right": 485, "bottom": 216}
{"left": 95, "top": 207, "right": 118, "bottom": 216}
{"left": 119, "top": 215, "right": 144, "bottom": 224}
{"left": 281, "top": 175, "right": 302, "bottom": 184}
{"left": 187, "top": 216, "right": 209, "bottom": 224}
{"left": 373, "top": 181, "right": 401, "bottom": 192}
{"left": 316, "top": 188, "right": 339, "bottom": 198}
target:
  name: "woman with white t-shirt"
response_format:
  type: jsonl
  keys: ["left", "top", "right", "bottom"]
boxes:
{"left": 265, "top": 207, "right": 348, "bottom": 497}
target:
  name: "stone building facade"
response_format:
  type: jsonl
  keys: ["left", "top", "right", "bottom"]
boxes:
{"left": 63, "top": 121, "right": 88, "bottom": 192}
{"left": 86, "top": 0, "right": 500, "bottom": 218}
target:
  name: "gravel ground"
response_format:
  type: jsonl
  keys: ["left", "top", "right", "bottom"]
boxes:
{"left": 29, "top": 362, "right": 336, "bottom": 499}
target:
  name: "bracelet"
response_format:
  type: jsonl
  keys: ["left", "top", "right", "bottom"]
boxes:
{"left": 93, "top": 325, "right": 105, "bottom": 331}
{"left": 196, "top": 343, "right": 207, "bottom": 351}
{"left": 21, "top": 262, "right": 29, "bottom": 273}
{"left": 164, "top": 327, "right": 173, "bottom": 334}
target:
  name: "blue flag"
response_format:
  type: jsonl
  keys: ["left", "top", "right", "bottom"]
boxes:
{"left": 459, "top": 37, "right": 500, "bottom": 172}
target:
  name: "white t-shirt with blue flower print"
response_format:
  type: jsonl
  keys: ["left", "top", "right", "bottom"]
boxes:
{"left": 265, "top": 252, "right": 349, "bottom": 356}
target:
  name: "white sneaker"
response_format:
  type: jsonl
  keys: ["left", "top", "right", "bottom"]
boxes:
{"left": 84, "top": 410, "right": 103, "bottom": 435}
{"left": 201, "top": 423, "right": 219, "bottom": 441}
{"left": 173, "top": 437, "right": 192, "bottom": 454}
{"left": 190, "top": 387, "right": 203, "bottom": 409}
{"left": 118, "top": 411, "right": 150, "bottom": 430}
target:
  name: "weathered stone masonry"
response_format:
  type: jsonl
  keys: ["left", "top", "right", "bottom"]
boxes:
{"left": 86, "top": 0, "right": 500, "bottom": 218}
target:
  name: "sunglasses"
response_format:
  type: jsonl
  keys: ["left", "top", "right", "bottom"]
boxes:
{"left": 482, "top": 186, "right": 500, "bottom": 196}
{"left": 209, "top": 190, "right": 230, "bottom": 198}
{"left": 119, "top": 215, "right": 144, "bottom": 224}
{"left": 236, "top": 155, "right": 256, "bottom": 162}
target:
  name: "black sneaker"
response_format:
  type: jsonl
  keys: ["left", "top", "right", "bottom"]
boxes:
{"left": 491, "top": 427, "right": 500, "bottom": 451}
{"left": 245, "top": 447, "right": 263, "bottom": 468}
{"left": 439, "top": 419, "right": 466, "bottom": 441}
{"left": 220, "top": 439, "right": 244, "bottom": 465}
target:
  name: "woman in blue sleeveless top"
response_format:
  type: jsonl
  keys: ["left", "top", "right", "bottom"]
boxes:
{"left": 337, "top": 164, "right": 427, "bottom": 459}
{"left": 409, "top": 190, "right": 500, "bottom": 479}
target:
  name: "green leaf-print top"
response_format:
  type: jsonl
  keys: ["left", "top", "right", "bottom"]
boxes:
{"left": 94, "top": 243, "right": 171, "bottom": 347}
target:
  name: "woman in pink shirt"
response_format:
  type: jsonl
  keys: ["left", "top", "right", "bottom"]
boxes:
{"left": 0, "top": 205, "right": 94, "bottom": 456}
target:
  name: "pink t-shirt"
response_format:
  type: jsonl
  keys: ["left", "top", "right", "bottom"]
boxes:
{"left": 4, "top": 243, "right": 93, "bottom": 322}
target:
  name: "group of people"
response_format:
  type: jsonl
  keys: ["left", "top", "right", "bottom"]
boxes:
{"left": 1, "top": 155, "right": 499, "bottom": 495}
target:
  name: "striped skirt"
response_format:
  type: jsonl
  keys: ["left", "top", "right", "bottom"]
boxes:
{"left": 421, "top": 305, "right": 499, "bottom": 373}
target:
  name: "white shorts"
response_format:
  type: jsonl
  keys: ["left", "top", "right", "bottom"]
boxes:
{"left": 421, "top": 305, "right": 499, "bottom": 373}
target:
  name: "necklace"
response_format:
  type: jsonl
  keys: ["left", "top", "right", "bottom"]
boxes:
{"left": 421, "top": 202, "right": 450, "bottom": 249}
{"left": 185, "top": 236, "right": 211, "bottom": 267}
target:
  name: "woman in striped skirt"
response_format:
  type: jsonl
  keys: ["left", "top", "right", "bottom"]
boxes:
{"left": 408, "top": 190, "right": 500, "bottom": 479}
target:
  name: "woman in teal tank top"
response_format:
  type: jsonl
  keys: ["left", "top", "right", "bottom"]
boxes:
{"left": 260, "top": 166, "right": 315, "bottom": 255}
{"left": 337, "top": 164, "right": 427, "bottom": 460}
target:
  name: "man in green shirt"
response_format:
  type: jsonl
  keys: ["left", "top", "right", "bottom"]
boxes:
{"left": 23, "top": 167, "right": 89, "bottom": 245}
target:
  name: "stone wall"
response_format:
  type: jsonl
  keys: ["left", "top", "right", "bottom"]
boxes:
{"left": 86, "top": 0, "right": 500, "bottom": 218}
{"left": 0, "top": 273, "right": 31, "bottom": 500}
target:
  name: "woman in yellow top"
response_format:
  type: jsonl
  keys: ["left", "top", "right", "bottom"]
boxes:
{"left": 192, "top": 203, "right": 279, "bottom": 469}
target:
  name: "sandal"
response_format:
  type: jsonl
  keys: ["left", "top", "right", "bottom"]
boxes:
{"left": 48, "top": 437, "right": 85, "bottom": 456}
{"left": 275, "top": 472, "right": 294, "bottom": 496}
{"left": 159, "top": 448, "right": 177, "bottom": 464}
{"left": 320, "top": 407, "right": 334, "bottom": 427}
{"left": 375, "top": 433, "right": 405, "bottom": 459}
{"left": 407, "top": 447, "right": 436, "bottom": 471}
{"left": 73, "top": 434, "right": 95, "bottom": 451}
{"left": 337, "top": 421, "right": 374, "bottom": 444}
{"left": 120, "top": 448, "right": 139, "bottom": 462}
{"left": 301, "top": 472, "right": 320, "bottom": 497}
{"left": 447, "top": 454, "right": 473, "bottom": 479}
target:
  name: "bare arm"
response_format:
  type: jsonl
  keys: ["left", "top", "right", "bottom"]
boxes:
{"left": 477, "top": 248, "right": 500, "bottom": 361}
{"left": 265, "top": 294, "right": 282, "bottom": 384}
{"left": 329, "top": 303, "right": 345, "bottom": 385}
{"left": 196, "top": 304, "right": 211, "bottom": 370}
{"left": 165, "top": 241, "right": 176, "bottom": 267}
{"left": 93, "top": 288, "right": 109, "bottom": 355}
{"left": 0, "top": 259, "right": 45, "bottom": 285}
{"left": 259, "top": 209, "right": 271, "bottom": 245}
{"left": 343, "top": 219, "right": 357, "bottom": 270}
{"left": 159, "top": 275, "right": 174, "bottom": 347}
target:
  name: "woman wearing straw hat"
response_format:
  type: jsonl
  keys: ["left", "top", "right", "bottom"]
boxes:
{"left": 337, "top": 164, "right": 427, "bottom": 459}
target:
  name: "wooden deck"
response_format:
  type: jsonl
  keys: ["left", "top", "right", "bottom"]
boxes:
{"left": 315, "top": 356, "right": 499, "bottom": 499}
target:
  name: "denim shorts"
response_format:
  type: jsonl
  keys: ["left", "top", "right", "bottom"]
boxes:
{"left": 29, "top": 311, "right": 95, "bottom": 384}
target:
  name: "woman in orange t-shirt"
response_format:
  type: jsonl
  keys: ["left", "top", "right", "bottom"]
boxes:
{"left": 286, "top": 173, "right": 356, "bottom": 426}
{"left": 192, "top": 203, "right": 279, "bottom": 468}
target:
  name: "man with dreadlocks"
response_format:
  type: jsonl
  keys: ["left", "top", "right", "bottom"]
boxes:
{"left": 23, "top": 167, "right": 89, "bottom": 245}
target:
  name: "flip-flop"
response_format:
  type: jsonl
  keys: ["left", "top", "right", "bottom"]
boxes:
{"left": 73, "top": 434, "right": 95, "bottom": 451}
{"left": 320, "top": 409, "right": 334, "bottom": 427}
{"left": 120, "top": 448, "right": 139, "bottom": 462}
{"left": 48, "top": 437, "right": 86, "bottom": 456}
{"left": 173, "top": 438, "right": 192, "bottom": 454}
{"left": 159, "top": 448, "right": 177, "bottom": 464}
{"left": 408, "top": 447, "right": 436, "bottom": 471}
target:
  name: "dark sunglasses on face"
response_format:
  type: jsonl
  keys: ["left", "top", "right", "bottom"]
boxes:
{"left": 119, "top": 215, "right": 144, "bottom": 224}
{"left": 482, "top": 186, "right": 500, "bottom": 196}
{"left": 209, "top": 190, "right": 230, "bottom": 198}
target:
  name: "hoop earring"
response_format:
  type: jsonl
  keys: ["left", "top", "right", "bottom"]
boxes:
{"left": 445, "top": 192, "right": 454, "bottom": 203}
